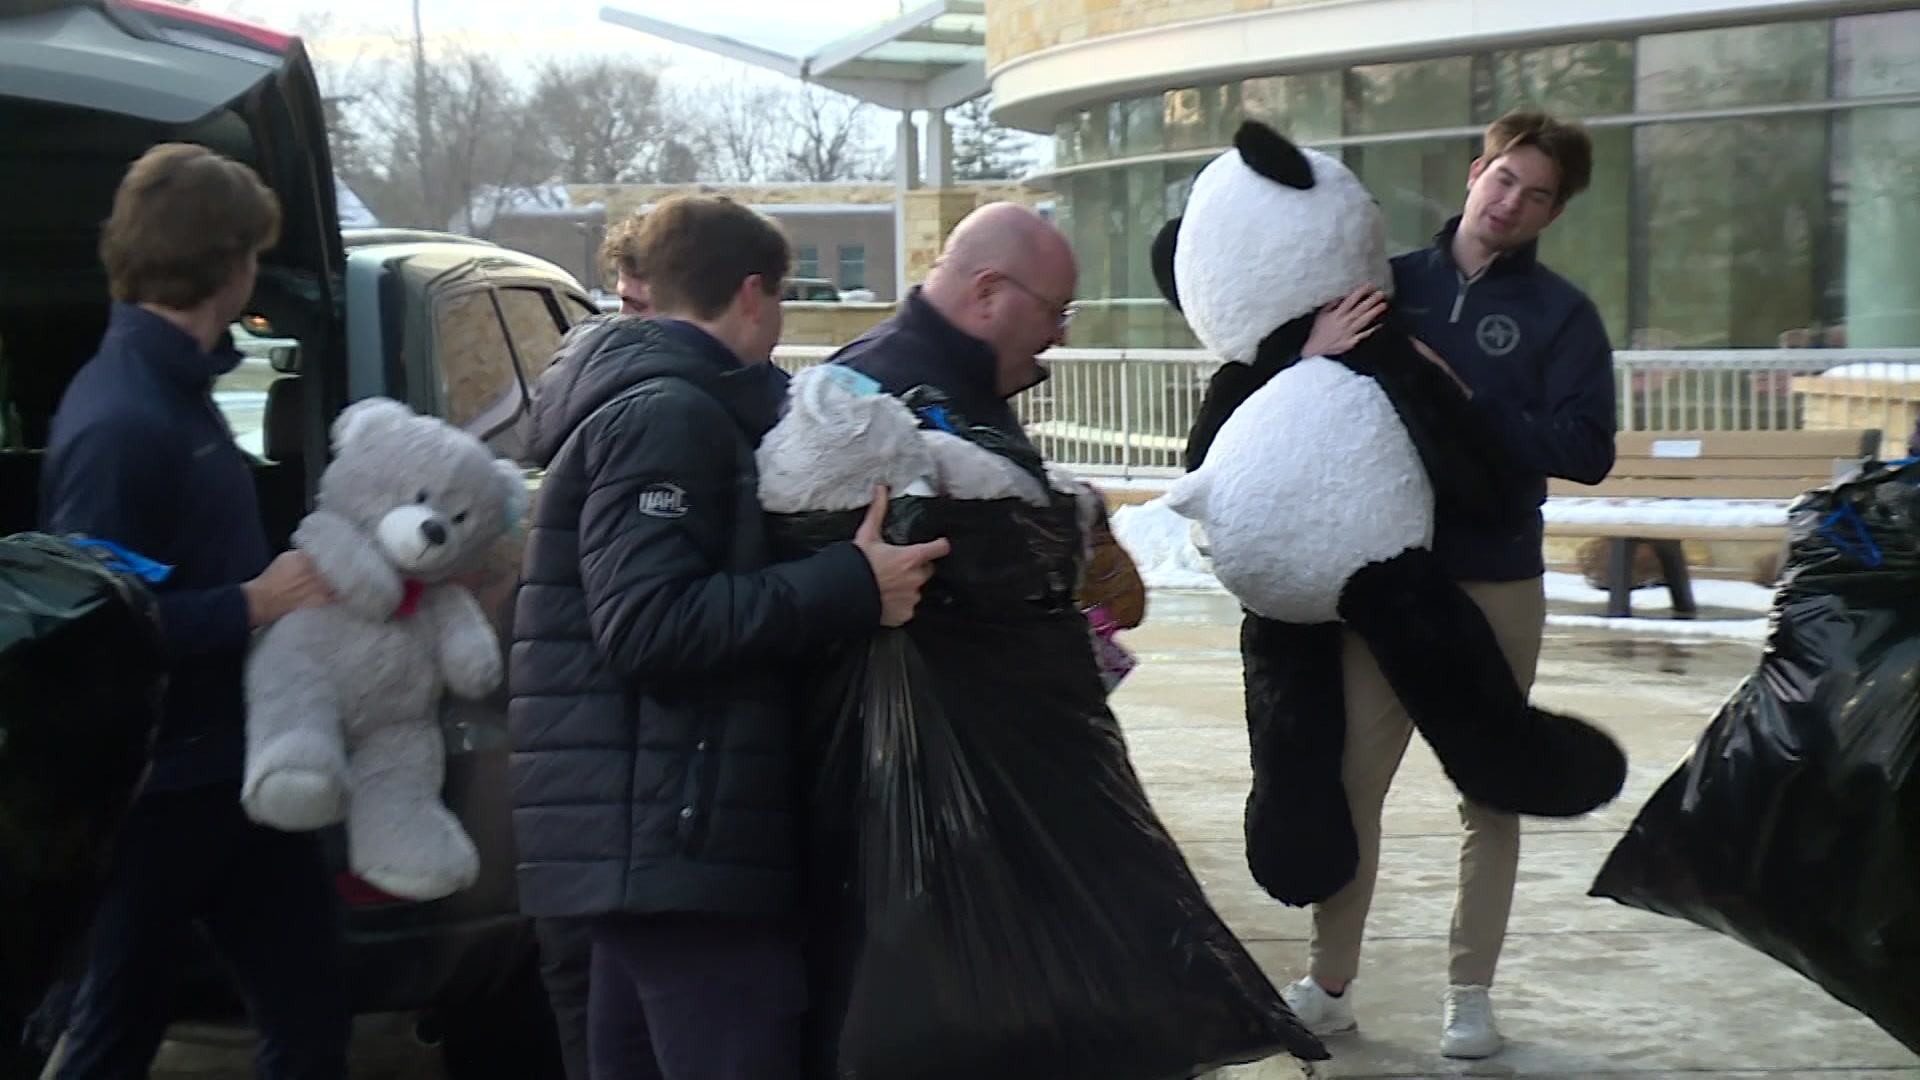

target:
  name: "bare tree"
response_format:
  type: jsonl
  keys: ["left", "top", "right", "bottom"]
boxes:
{"left": 320, "top": 44, "right": 553, "bottom": 232}
{"left": 525, "top": 56, "right": 708, "bottom": 184}
{"left": 779, "top": 83, "right": 887, "bottom": 182}
{"left": 688, "top": 77, "right": 789, "bottom": 183}
{"left": 677, "top": 69, "right": 887, "bottom": 183}
{"left": 435, "top": 50, "right": 554, "bottom": 232}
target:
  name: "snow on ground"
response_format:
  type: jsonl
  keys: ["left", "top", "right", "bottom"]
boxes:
{"left": 1543, "top": 497, "right": 1787, "bottom": 529}
{"left": 1110, "top": 495, "right": 1775, "bottom": 640}
{"left": 1544, "top": 613, "right": 1768, "bottom": 642}
{"left": 1816, "top": 363, "right": 1920, "bottom": 381}
{"left": 1542, "top": 569, "right": 1775, "bottom": 613}
{"left": 1109, "top": 496, "right": 1220, "bottom": 592}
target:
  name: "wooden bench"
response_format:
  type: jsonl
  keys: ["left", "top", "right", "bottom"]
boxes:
{"left": 1543, "top": 429, "right": 1882, "bottom": 617}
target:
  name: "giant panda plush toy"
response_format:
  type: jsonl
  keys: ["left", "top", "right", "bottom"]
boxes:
{"left": 1151, "top": 120, "right": 1629, "bottom": 907}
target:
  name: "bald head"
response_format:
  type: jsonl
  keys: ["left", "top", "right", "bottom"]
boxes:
{"left": 921, "top": 201, "right": 1078, "bottom": 397}
{"left": 935, "top": 201, "right": 1072, "bottom": 281}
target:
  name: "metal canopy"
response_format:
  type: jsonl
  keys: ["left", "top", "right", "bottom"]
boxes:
{"left": 598, "top": 0, "right": 987, "bottom": 111}
{"left": 597, "top": 0, "right": 990, "bottom": 300}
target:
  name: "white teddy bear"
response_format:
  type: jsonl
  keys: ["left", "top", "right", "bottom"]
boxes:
{"left": 755, "top": 364, "right": 1068, "bottom": 512}
{"left": 241, "top": 397, "right": 527, "bottom": 902}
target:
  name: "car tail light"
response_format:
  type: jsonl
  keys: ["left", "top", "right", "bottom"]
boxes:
{"left": 334, "top": 872, "right": 407, "bottom": 906}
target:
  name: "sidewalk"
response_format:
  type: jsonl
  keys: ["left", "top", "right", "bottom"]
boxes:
{"left": 1125, "top": 590, "right": 1919, "bottom": 1079}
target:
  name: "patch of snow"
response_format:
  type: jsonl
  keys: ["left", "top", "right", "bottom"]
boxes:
{"left": 1543, "top": 571, "right": 1777, "bottom": 613}
{"left": 1546, "top": 613, "right": 1769, "bottom": 642}
{"left": 1089, "top": 476, "right": 1179, "bottom": 492}
{"left": 1111, "top": 497, "right": 1780, "bottom": 639}
{"left": 1816, "top": 363, "right": 1920, "bottom": 382}
{"left": 1109, "top": 496, "right": 1219, "bottom": 591}
{"left": 1544, "top": 497, "right": 1787, "bottom": 529}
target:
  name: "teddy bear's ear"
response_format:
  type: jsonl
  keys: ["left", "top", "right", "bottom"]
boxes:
{"left": 332, "top": 397, "right": 415, "bottom": 451}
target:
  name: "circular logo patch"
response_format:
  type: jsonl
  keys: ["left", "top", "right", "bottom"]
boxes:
{"left": 1476, "top": 314, "right": 1521, "bottom": 357}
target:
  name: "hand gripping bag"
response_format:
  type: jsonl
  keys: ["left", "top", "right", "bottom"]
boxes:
{"left": 759, "top": 367, "right": 1325, "bottom": 1080}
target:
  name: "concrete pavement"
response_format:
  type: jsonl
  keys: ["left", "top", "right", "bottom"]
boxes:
{"left": 1133, "top": 589, "right": 1918, "bottom": 1080}
{"left": 141, "top": 587, "right": 1919, "bottom": 1079}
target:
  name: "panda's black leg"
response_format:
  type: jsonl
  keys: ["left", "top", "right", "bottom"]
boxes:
{"left": 1240, "top": 613, "right": 1357, "bottom": 907}
{"left": 1336, "top": 550, "right": 1629, "bottom": 817}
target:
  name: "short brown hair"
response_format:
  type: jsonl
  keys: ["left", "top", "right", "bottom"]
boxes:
{"left": 1482, "top": 110, "right": 1593, "bottom": 205}
{"left": 100, "top": 142, "right": 281, "bottom": 309}
{"left": 599, "top": 210, "right": 646, "bottom": 285}
{"left": 625, "top": 195, "right": 788, "bottom": 320}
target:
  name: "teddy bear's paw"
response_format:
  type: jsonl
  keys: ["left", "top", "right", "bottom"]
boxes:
{"left": 243, "top": 768, "right": 349, "bottom": 832}
{"left": 353, "top": 820, "right": 480, "bottom": 902}
{"left": 441, "top": 636, "right": 504, "bottom": 700}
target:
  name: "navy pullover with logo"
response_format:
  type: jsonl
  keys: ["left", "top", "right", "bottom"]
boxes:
{"left": 1390, "top": 217, "right": 1618, "bottom": 583}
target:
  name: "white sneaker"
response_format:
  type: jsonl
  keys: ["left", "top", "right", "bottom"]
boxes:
{"left": 1282, "top": 975, "right": 1357, "bottom": 1036}
{"left": 1440, "top": 984, "right": 1503, "bottom": 1059}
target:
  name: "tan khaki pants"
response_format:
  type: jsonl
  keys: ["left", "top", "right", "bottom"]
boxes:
{"left": 1306, "top": 576, "right": 1546, "bottom": 989}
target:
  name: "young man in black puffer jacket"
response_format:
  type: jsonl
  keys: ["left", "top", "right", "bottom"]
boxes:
{"left": 508, "top": 194, "right": 949, "bottom": 1080}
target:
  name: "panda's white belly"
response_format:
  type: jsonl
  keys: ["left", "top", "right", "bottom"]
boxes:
{"left": 1168, "top": 356, "right": 1433, "bottom": 623}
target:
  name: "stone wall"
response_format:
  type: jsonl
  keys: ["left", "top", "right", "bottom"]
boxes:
{"left": 572, "top": 182, "right": 899, "bottom": 225}
{"left": 779, "top": 302, "right": 895, "bottom": 347}
{"left": 903, "top": 189, "right": 984, "bottom": 285}
{"left": 572, "top": 181, "right": 1048, "bottom": 227}
{"left": 987, "top": 0, "right": 1314, "bottom": 71}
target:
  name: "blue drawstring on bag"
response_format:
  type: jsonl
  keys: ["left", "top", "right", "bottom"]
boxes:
{"left": 68, "top": 537, "right": 174, "bottom": 584}
{"left": 1816, "top": 503, "right": 1883, "bottom": 568}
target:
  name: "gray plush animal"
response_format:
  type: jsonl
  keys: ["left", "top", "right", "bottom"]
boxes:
{"left": 756, "top": 363, "right": 1063, "bottom": 512}
{"left": 241, "top": 397, "right": 527, "bottom": 902}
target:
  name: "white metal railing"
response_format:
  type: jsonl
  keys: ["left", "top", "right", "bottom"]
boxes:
{"left": 773, "top": 345, "right": 1920, "bottom": 480}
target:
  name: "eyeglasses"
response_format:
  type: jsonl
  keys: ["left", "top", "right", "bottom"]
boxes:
{"left": 994, "top": 270, "right": 1077, "bottom": 332}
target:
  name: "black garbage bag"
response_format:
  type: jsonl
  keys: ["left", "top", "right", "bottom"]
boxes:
{"left": 777, "top": 492, "right": 1326, "bottom": 1080}
{"left": 0, "top": 533, "right": 165, "bottom": 1049}
{"left": 1589, "top": 458, "right": 1920, "bottom": 1054}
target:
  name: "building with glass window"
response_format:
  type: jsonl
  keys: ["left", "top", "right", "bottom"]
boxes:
{"left": 984, "top": 1, "right": 1920, "bottom": 353}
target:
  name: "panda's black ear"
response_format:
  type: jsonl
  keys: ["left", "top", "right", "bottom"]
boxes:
{"left": 1150, "top": 216, "right": 1183, "bottom": 312}
{"left": 1235, "top": 121, "right": 1316, "bottom": 190}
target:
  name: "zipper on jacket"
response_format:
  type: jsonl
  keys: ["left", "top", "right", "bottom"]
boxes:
{"left": 1449, "top": 268, "right": 1476, "bottom": 324}
{"left": 1450, "top": 255, "right": 1498, "bottom": 324}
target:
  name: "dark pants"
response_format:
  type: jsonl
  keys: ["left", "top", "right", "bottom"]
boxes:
{"left": 536, "top": 916, "right": 594, "bottom": 1080}
{"left": 54, "top": 785, "right": 350, "bottom": 1080}
{"left": 587, "top": 913, "right": 805, "bottom": 1080}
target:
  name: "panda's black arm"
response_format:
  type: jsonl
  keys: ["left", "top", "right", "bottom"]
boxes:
{"left": 1344, "top": 323, "right": 1518, "bottom": 524}
{"left": 1183, "top": 317, "right": 1312, "bottom": 471}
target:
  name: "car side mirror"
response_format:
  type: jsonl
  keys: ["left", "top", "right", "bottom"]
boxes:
{"left": 268, "top": 343, "right": 301, "bottom": 374}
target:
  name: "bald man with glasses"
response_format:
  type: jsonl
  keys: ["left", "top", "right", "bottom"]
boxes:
{"left": 830, "top": 201, "right": 1076, "bottom": 442}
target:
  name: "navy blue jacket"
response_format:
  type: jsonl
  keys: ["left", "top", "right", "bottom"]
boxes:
{"left": 828, "top": 287, "right": 1037, "bottom": 444}
{"left": 40, "top": 304, "right": 267, "bottom": 791}
{"left": 1391, "top": 218, "right": 1617, "bottom": 581}
{"left": 509, "top": 316, "right": 879, "bottom": 919}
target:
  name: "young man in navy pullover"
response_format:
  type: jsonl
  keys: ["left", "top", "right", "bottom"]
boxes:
{"left": 1280, "top": 111, "right": 1617, "bottom": 1061}
{"left": 39, "top": 143, "right": 348, "bottom": 1079}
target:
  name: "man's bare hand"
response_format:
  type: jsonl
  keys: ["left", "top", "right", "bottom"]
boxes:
{"left": 1410, "top": 336, "right": 1473, "bottom": 398}
{"left": 244, "top": 550, "right": 335, "bottom": 628}
{"left": 853, "top": 486, "right": 951, "bottom": 628}
{"left": 1303, "top": 285, "right": 1387, "bottom": 357}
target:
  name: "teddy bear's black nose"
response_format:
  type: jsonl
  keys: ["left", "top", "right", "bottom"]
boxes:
{"left": 421, "top": 520, "right": 448, "bottom": 546}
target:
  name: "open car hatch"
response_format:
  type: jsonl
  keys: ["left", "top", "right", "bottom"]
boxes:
{"left": 0, "top": 0, "right": 345, "bottom": 311}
